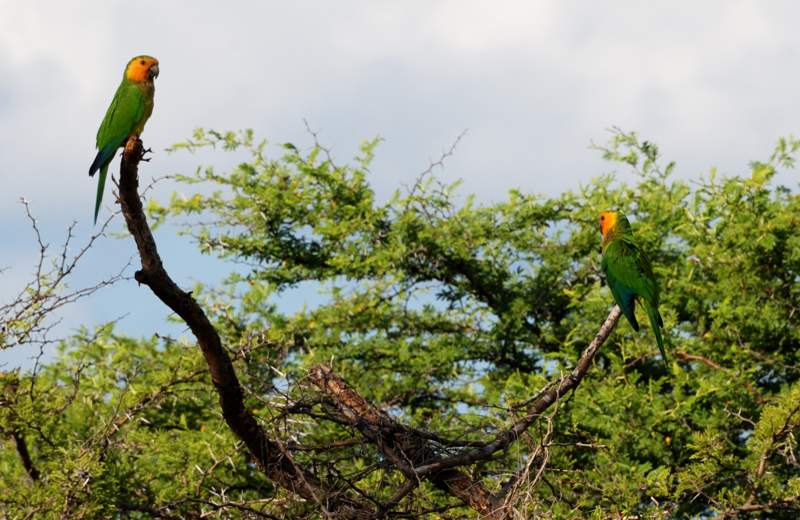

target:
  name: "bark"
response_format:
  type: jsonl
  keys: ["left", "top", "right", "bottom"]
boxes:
{"left": 309, "top": 364, "right": 504, "bottom": 519}
{"left": 12, "top": 428, "right": 40, "bottom": 483}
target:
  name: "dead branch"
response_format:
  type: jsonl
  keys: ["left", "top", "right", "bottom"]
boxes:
{"left": 305, "top": 306, "right": 619, "bottom": 518}
{"left": 0, "top": 202, "right": 125, "bottom": 353}
{"left": 308, "top": 364, "right": 504, "bottom": 519}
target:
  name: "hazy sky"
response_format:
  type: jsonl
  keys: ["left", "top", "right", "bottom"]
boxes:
{"left": 3, "top": 1, "right": 800, "bottom": 368}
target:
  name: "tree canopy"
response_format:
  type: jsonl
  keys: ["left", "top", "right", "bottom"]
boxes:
{"left": 1, "top": 128, "right": 799, "bottom": 519}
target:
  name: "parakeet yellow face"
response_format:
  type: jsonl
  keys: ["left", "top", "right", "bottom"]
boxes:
{"left": 599, "top": 211, "right": 619, "bottom": 237}
{"left": 125, "top": 56, "right": 159, "bottom": 82}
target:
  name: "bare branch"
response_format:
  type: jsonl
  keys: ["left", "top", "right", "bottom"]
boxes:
{"left": 115, "top": 136, "right": 374, "bottom": 519}
{"left": 0, "top": 201, "right": 126, "bottom": 354}
{"left": 308, "top": 364, "right": 504, "bottom": 519}
{"left": 412, "top": 306, "right": 622, "bottom": 477}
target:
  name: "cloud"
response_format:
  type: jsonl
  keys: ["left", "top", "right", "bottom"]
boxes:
{"left": 2, "top": 1, "right": 800, "bottom": 368}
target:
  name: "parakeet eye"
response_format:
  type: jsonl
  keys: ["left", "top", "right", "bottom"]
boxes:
{"left": 140, "top": 59, "right": 146, "bottom": 65}
{"left": 600, "top": 215, "right": 605, "bottom": 220}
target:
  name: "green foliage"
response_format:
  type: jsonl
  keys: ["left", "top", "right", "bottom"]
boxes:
{"left": 3, "top": 127, "right": 800, "bottom": 518}
{"left": 1, "top": 328, "right": 267, "bottom": 518}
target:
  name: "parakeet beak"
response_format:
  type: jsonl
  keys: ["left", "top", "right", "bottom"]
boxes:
{"left": 150, "top": 64, "right": 160, "bottom": 79}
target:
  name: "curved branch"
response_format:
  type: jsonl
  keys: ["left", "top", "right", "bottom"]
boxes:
{"left": 115, "top": 137, "right": 372, "bottom": 518}
{"left": 413, "top": 305, "right": 621, "bottom": 476}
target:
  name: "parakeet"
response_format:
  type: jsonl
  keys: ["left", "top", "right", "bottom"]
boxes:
{"left": 89, "top": 55, "right": 159, "bottom": 224}
{"left": 599, "top": 211, "right": 667, "bottom": 368}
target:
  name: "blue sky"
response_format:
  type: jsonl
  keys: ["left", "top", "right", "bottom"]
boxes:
{"left": 3, "top": 1, "right": 800, "bottom": 368}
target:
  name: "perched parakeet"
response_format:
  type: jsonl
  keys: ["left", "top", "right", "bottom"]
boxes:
{"left": 599, "top": 211, "right": 667, "bottom": 367}
{"left": 89, "top": 56, "right": 159, "bottom": 224}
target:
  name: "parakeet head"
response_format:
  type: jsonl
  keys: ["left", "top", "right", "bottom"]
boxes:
{"left": 599, "top": 210, "right": 620, "bottom": 237}
{"left": 125, "top": 56, "right": 159, "bottom": 82}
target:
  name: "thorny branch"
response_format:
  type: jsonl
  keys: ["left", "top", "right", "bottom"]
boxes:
{"left": 0, "top": 202, "right": 126, "bottom": 355}
{"left": 308, "top": 363, "right": 505, "bottom": 519}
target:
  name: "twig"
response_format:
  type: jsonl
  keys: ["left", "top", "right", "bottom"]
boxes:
{"left": 674, "top": 351, "right": 767, "bottom": 403}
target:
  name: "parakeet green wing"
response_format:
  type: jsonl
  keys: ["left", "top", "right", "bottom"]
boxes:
{"left": 601, "top": 233, "right": 666, "bottom": 367}
{"left": 91, "top": 85, "right": 145, "bottom": 173}
{"left": 89, "top": 84, "right": 146, "bottom": 223}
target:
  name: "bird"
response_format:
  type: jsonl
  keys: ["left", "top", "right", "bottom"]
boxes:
{"left": 599, "top": 211, "right": 667, "bottom": 368}
{"left": 89, "top": 55, "right": 159, "bottom": 224}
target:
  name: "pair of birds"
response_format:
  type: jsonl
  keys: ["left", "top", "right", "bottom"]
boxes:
{"left": 89, "top": 56, "right": 667, "bottom": 366}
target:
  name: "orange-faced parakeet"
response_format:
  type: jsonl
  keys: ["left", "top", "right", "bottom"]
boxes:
{"left": 599, "top": 211, "right": 667, "bottom": 367}
{"left": 89, "top": 56, "right": 159, "bottom": 224}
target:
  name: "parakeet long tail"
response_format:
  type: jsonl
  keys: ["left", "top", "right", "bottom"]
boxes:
{"left": 645, "top": 300, "right": 667, "bottom": 369}
{"left": 94, "top": 165, "right": 108, "bottom": 224}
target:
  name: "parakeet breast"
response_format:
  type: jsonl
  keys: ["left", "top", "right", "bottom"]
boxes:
{"left": 131, "top": 82, "right": 155, "bottom": 136}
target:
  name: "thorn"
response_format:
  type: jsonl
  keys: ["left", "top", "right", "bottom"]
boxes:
{"left": 141, "top": 147, "right": 153, "bottom": 162}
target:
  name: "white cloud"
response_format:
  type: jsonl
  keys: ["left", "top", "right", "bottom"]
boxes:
{"left": 2, "top": 1, "right": 800, "bottom": 367}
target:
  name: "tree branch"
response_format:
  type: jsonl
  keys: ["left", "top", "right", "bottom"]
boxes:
{"left": 412, "top": 305, "right": 621, "bottom": 476}
{"left": 723, "top": 496, "right": 799, "bottom": 518}
{"left": 115, "top": 137, "right": 373, "bottom": 519}
{"left": 674, "top": 350, "right": 766, "bottom": 403}
{"left": 307, "top": 306, "right": 621, "bottom": 519}
{"left": 11, "top": 428, "right": 40, "bottom": 483}
{"left": 308, "top": 364, "right": 504, "bottom": 519}
{"left": 5, "top": 376, "right": 40, "bottom": 483}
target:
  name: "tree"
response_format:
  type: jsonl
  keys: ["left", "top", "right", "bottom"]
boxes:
{"left": 1, "top": 128, "right": 799, "bottom": 519}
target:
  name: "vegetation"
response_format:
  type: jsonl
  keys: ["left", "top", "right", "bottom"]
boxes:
{"left": 1, "top": 128, "right": 799, "bottom": 518}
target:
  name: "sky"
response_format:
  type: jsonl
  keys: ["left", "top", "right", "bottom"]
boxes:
{"left": 2, "top": 1, "right": 800, "bottom": 369}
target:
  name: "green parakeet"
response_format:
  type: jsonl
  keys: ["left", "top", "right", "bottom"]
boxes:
{"left": 599, "top": 211, "right": 667, "bottom": 368}
{"left": 89, "top": 55, "right": 159, "bottom": 224}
